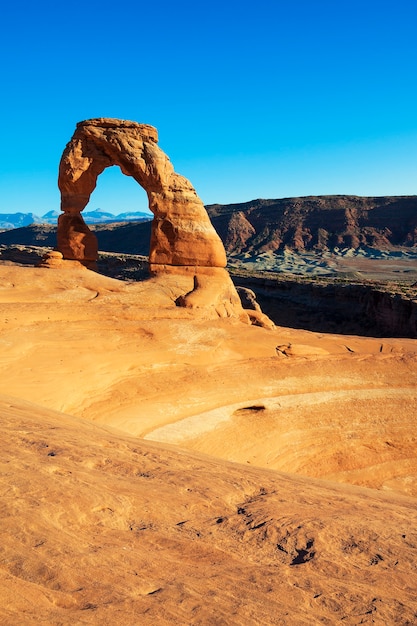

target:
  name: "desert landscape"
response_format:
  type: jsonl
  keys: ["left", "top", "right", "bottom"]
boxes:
{"left": 1, "top": 119, "right": 417, "bottom": 624}
{"left": 1, "top": 263, "right": 417, "bottom": 625}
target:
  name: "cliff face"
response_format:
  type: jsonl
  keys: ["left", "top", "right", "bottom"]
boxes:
{"left": 207, "top": 195, "right": 417, "bottom": 255}
{"left": 232, "top": 273, "right": 417, "bottom": 338}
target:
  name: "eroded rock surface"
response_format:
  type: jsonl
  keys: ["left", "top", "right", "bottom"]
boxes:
{"left": 58, "top": 118, "right": 226, "bottom": 269}
{"left": 57, "top": 118, "right": 253, "bottom": 320}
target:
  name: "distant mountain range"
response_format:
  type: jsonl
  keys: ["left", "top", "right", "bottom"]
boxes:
{"left": 0, "top": 209, "right": 152, "bottom": 230}
{"left": 1, "top": 195, "right": 416, "bottom": 256}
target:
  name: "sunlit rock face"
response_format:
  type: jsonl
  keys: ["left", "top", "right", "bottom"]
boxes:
{"left": 57, "top": 118, "right": 252, "bottom": 321}
{"left": 57, "top": 118, "right": 226, "bottom": 269}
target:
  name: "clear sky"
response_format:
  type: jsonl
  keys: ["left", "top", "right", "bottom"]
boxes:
{"left": 1, "top": 0, "right": 416, "bottom": 215}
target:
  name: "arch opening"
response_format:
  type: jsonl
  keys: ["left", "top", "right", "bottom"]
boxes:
{"left": 86, "top": 165, "right": 152, "bottom": 219}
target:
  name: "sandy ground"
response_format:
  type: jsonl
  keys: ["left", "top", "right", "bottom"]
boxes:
{"left": 1, "top": 263, "right": 417, "bottom": 624}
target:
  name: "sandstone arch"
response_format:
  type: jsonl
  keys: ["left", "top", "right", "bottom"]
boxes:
{"left": 57, "top": 118, "right": 226, "bottom": 271}
{"left": 56, "top": 118, "right": 250, "bottom": 321}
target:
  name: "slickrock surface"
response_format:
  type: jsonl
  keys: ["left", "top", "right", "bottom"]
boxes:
{"left": 0, "top": 263, "right": 416, "bottom": 624}
{"left": 1, "top": 395, "right": 417, "bottom": 625}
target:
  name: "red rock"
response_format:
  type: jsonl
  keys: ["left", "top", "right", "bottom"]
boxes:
{"left": 57, "top": 213, "right": 98, "bottom": 262}
{"left": 56, "top": 118, "right": 269, "bottom": 321}
{"left": 58, "top": 118, "right": 226, "bottom": 269}
{"left": 175, "top": 268, "right": 248, "bottom": 320}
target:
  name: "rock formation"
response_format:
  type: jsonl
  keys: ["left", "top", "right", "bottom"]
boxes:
{"left": 207, "top": 195, "right": 417, "bottom": 255}
{"left": 57, "top": 118, "right": 248, "bottom": 320}
{"left": 58, "top": 118, "right": 226, "bottom": 269}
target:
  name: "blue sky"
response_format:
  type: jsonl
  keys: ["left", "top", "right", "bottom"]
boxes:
{"left": 1, "top": 0, "right": 416, "bottom": 215}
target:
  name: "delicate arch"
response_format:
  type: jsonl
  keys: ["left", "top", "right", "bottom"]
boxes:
{"left": 57, "top": 118, "right": 226, "bottom": 269}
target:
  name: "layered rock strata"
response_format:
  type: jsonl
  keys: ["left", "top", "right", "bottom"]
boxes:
{"left": 207, "top": 195, "right": 417, "bottom": 255}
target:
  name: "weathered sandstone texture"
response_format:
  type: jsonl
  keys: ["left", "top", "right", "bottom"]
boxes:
{"left": 57, "top": 118, "right": 248, "bottom": 320}
{"left": 38, "top": 249, "right": 87, "bottom": 271}
{"left": 58, "top": 118, "right": 226, "bottom": 269}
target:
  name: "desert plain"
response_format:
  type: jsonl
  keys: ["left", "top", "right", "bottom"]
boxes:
{"left": 0, "top": 255, "right": 416, "bottom": 625}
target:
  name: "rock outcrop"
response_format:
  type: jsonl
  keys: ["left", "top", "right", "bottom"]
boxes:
{"left": 57, "top": 118, "right": 251, "bottom": 321}
{"left": 58, "top": 118, "right": 226, "bottom": 269}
